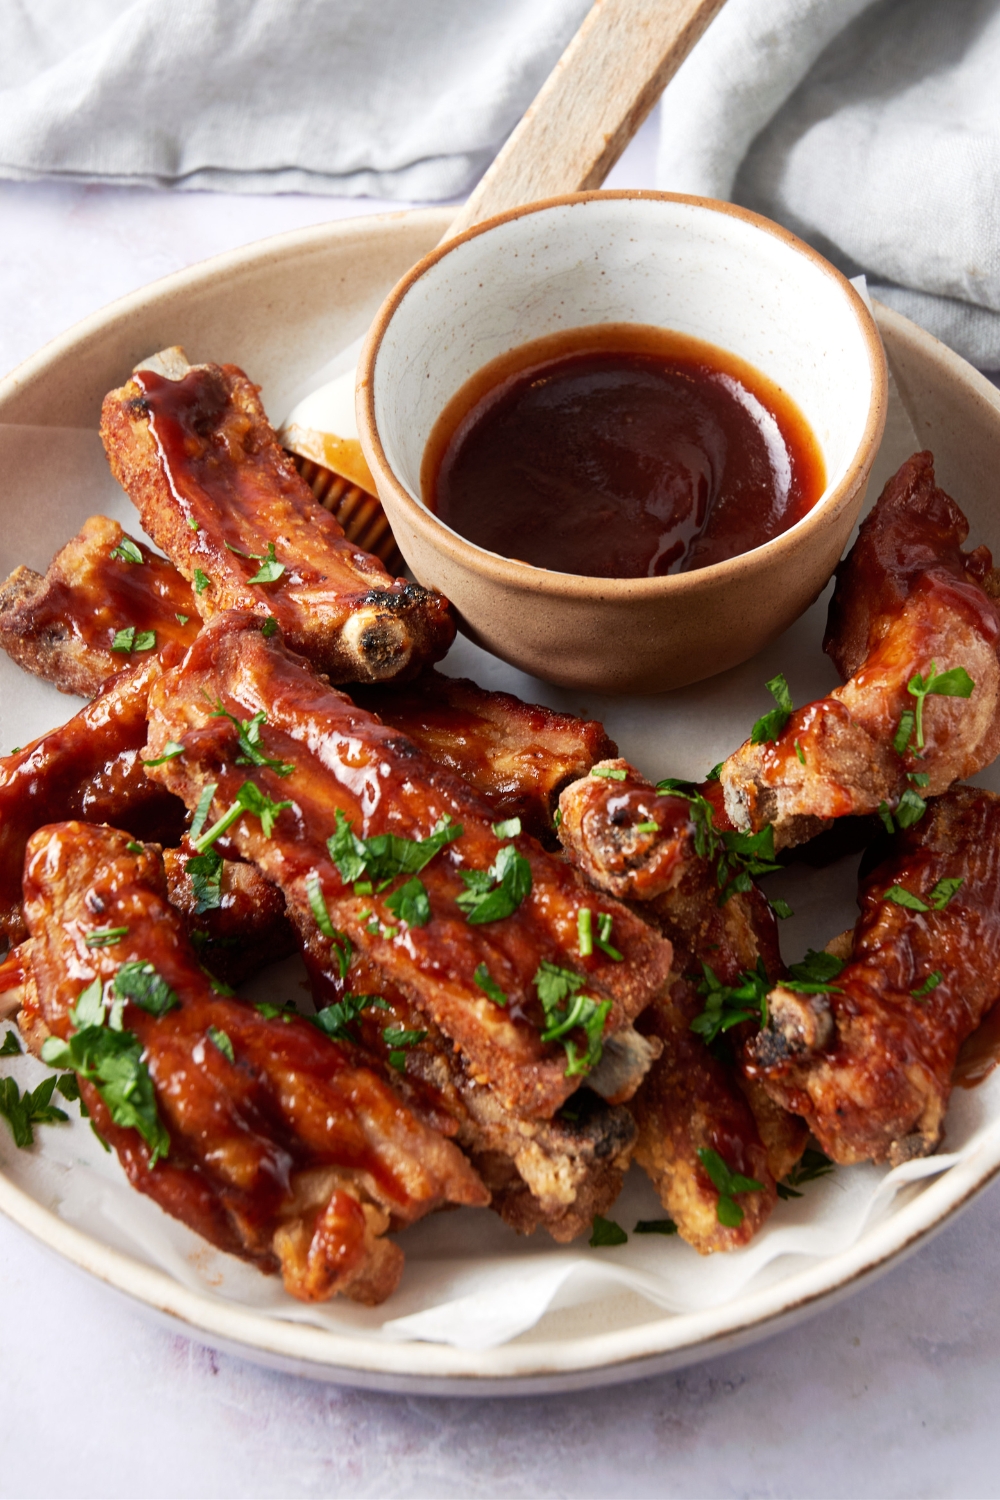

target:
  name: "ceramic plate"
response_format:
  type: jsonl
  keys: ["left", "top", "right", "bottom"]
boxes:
{"left": 1, "top": 208, "right": 1000, "bottom": 1395}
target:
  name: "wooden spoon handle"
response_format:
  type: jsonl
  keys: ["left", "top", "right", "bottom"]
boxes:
{"left": 445, "top": 0, "right": 727, "bottom": 241}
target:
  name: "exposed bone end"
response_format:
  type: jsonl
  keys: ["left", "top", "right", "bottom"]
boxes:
{"left": 134, "top": 346, "right": 192, "bottom": 381}
{"left": 752, "top": 985, "right": 834, "bottom": 1068}
{"left": 587, "top": 1026, "right": 663, "bottom": 1104}
{"left": 339, "top": 605, "right": 413, "bottom": 681}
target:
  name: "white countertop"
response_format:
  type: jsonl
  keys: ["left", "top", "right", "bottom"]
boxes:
{"left": 2, "top": 118, "right": 998, "bottom": 1499}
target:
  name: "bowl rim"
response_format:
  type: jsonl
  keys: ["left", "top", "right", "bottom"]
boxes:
{"left": 357, "top": 189, "right": 888, "bottom": 598}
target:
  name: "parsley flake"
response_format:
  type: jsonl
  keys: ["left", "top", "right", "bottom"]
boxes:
{"left": 0, "top": 1074, "right": 69, "bottom": 1147}
{"left": 697, "top": 1147, "right": 763, "bottom": 1227}
{"left": 327, "top": 810, "right": 462, "bottom": 885}
{"left": 225, "top": 540, "right": 286, "bottom": 584}
{"left": 41, "top": 1015, "right": 169, "bottom": 1166}
{"left": 782, "top": 948, "right": 845, "bottom": 995}
{"left": 312, "top": 992, "right": 390, "bottom": 1043}
{"left": 777, "top": 1147, "right": 834, "bottom": 1199}
{"left": 535, "top": 961, "right": 611, "bottom": 1077}
{"left": 261, "top": 617, "right": 279, "bottom": 638}
{"left": 912, "top": 970, "right": 943, "bottom": 1000}
{"left": 750, "top": 673, "right": 793, "bottom": 744}
{"left": 771, "top": 897, "right": 794, "bottom": 919}
{"left": 113, "top": 961, "right": 179, "bottom": 1017}
{"left": 385, "top": 877, "right": 431, "bottom": 928}
{"left": 175, "top": 613, "right": 190, "bottom": 625}
{"left": 191, "top": 780, "right": 293, "bottom": 853}
{"left": 591, "top": 766, "right": 627, "bottom": 780}
{"left": 692, "top": 959, "right": 769, "bottom": 1044}
{"left": 589, "top": 1215, "right": 628, "bottom": 1247}
{"left": 84, "top": 926, "right": 128, "bottom": 949}
{"left": 193, "top": 569, "right": 211, "bottom": 594}
{"left": 0, "top": 1030, "right": 21, "bottom": 1056}
{"left": 211, "top": 703, "right": 294, "bottom": 776}
{"left": 903, "top": 663, "right": 975, "bottom": 751}
{"left": 189, "top": 781, "right": 217, "bottom": 841}
{"left": 878, "top": 787, "right": 928, "bottom": 835}
{"left": 634, "top": 1218, "right": 678, "bottom": 1235}
{"left": 207, "top": 1026, "right": 235, "bottom": 1063}
{"left": 473, "top": 963, "right": 507, "bottom": 1006}
{"left": 144, "top": 741, "right": 185, "bottom": 767}
{"left": 456, "top": 844, "right": 532, "bottom": 925}
{"left": 491, "top": 816, "right": 522, "bottom": 839}
{"left": 883, "top": 877, "right": 963, "bottom": 913}
{"left": 185, "top": 849, "right": 223, "bottom": 913}
{"left": 111, "top": 626, "right": 136, "bottom": 653}
{"left": 110, "top": 537, "right": 144, "bottom": 565}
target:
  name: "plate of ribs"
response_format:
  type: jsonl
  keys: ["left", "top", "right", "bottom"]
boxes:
{"left": 1, "top": 209, "right": 1000, "bottom": 1394}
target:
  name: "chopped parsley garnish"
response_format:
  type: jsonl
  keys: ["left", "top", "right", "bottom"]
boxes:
{"left": 771, "top": 897, "right": 794, "bottom": 919}
{"left": 634, "top": 820, "right": 659, "bottom": 834}
{"left": 211, "top": 704, "right": 293, "bottom": 776}
{"left": 186, "top": 517, "right": 200, "bottom": 531}
{"left": 0, "top": 1074, "right": 69, "bottom": 1147}
{"left": 634, "top": 1218, "right": 678, "bottom": 1235}
{"left": 175, "top": 613, "right": 190, "bottom": 625}
{"left": 577, "top": 910, "right": 622, "bottom": 960}
{"left": 254, "top": 999, "right": 299, "bottom": 1022}
{"left": 110, "top": 537, "right": 143, "bottom": 564}
{"left": 782, "top": 948, "right": 845, "bottom": 995}
{"left": 312, "top": 992, "right": 390, "bottom": 1043}
{"left": 385, "top": 877, "right": 431, "bottom": 927}
{"left": 697, "top": 1147, "right": 763, "bottom": 1227}
{"left": 40, "top": 982, "right": 169, "bottom": 1165}
{"left": 589, "top": 1215, "right": 628, "bottom": 1247}
{"left": 912, "top": 970, "right": 943, "bottom": 1000}
{"left": 193, "top": 568, "right": 211, "bottom": 594}
{"left": 84, "top": 926, "right": 129, "bottom": 949}
{"left": 305, "top": 870, "right": 336, "bottom": 936}
{"left": 655, "top": 777, "right": 696, "bottom": 794}
{"left": 456, "top": 844, "right": 532, "bottom": 925}
{"left": 225, "top": 539, "right": 285, "bottom": 584}
{"left": 190, "top": 780, "right": 293, "bottom": 853}
{"left": 0, "top": 1029, "right": 21, "bottom": 1056}
{"left": 144, "top": 741, "right": 185, "bottom": 767}
{"left": 327, "top": 810, "right": 462, "bottom": 885}
{"left": 473, "top": 963, "right": 507, "bottom": 1006}
{"left": 794, "top": 739, "right": 805, "bottom": 765}
{"left": 877, "top": 787, "right": 928, "bottom": 834}
{"left": 649, "top": 783, "right": 779, "bottom": 905}
{"left": 883, "top": 877, "right": 963, "bottom": 913}
{"left": 189, "top": 782, "right": 217, "bottom": 841}
{"left": 185, "top": 849, "right": 223, "bottom": 913}
{"left": 777, "top": 1147, "right": 834, "bottom": 1199}
{"left": 750, "top": 673, "right": 793, "bottom": 744}
{"left": 111, "top": 625, "right": 155, "bottom": 654}
{"left": 705, "top": 762, "right": 723, "bottom": 782}
{"left": 899, "top": 662, "right": 975, "bottom": 752}
{"left": 126, "top": 842, "right": 144, "bottom": 855}
{"left": 491, "top": 816, "right": 522, "bottom": 839}
{"left": 207, "top": 1026, "right": 235, "bottom": 1063}
{"left": 113, "top": 960, "right": 179, "bottom": 1016}
{"left": 261, "top": 617, "right": 279, "bottom": 638}
{"left": 591, "top": 766, "right": 628, "bottom": 780}
{"left": 383, "top": 1024, "right": 427, "bottom": 1072}
{"left": 553, "top": 807, "right": 562, "bottom": 828}
{"left": 691, "top": 959, "right": 769, "bottom": 1045}
{"left": 534, "top": 961, "right": 611, "bottom": 1077}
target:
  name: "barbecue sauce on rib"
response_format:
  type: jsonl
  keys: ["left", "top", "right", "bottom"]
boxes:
{"left": 423, "top": 325, "right": 825, "bottom": 579}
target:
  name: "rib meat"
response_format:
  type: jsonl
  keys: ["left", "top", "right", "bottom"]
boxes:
{"left": 162, "top": 845, "right": 298, "bottom": 987}
{"left": 100, "top": 348, "right": 455, "bottom": 683}
{"left": 0, "top": 653, "right": 186, "bottom": 945}
{"left": 721, "top": 453, "right": 1000, "bottom": 849}
{"left": 144, "top": 612, "right": 673, "bottom": 1120}
{"left": 0, "top": 516, "right": 199, "bottom": 697}
{"left": 747, "top": 785, "right": 1000, "bottom": 1165}
{"left": 22, "top": 821, "right": 487, "bottom": 1303}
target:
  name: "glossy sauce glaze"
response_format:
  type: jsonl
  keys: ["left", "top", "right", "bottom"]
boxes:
{"left": 423, "top": 325, "right": 826, "bottom": 579}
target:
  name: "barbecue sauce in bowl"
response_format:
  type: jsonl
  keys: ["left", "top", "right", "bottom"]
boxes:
{"left": 422, "top": 325, "right": 826, "bottom": 579}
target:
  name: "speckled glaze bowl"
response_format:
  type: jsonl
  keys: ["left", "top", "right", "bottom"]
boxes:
{"left": 357, "top": 191, "right": 887, "bottom": 694}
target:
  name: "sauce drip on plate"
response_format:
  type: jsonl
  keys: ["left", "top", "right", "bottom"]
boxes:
{"left": 423, "top": 325, "right": 826, "bottom": 579}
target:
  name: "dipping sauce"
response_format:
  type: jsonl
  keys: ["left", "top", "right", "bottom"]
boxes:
{"left": 422, "top": 325, "right": 826, "bottom": 578}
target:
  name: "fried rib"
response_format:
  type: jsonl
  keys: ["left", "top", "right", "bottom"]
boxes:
{"left": 144, "top": 613, "right": 672, "bottom": 1120}
{"left": 747, "top": 786, "right": 1000, "bottom": 1165}
{"left": 23, "top": 822, "right": 487, "bottom": 1303}
{"left": 100, "top": 348, "right": 455, "bottom": 683}
{"left": 162, "top": 846, "right": 298, "bottom": 987}
{"left": 557, "top": 760, "right": 803, "bottom": 1252}
{"left": 0, "top": 654, "right": 186, "bottom": 945}
{"left": 0, "top": 516, "right": 199, "bottom": 698}
{"left": 355, "top": 672, "right": 617, "bottom": 845}
{"left": 721, "top": 454, "right": 1000, "bottom": 849}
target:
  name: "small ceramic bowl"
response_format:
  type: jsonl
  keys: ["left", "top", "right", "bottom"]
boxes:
{"left": 357, "top": 191, "right": 887, "bottom": 694}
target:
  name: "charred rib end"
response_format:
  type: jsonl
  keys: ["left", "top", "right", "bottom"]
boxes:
{"left": 751, "top": 985, "right": 834, "bottom": 1067}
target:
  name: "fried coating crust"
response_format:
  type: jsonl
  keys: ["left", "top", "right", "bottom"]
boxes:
{"left": 161, "top": 845, "right": 298, "bottom": 987}
{"left": 0, "top": 654, "right": 186, "bottom": 945}
{"left": 355, "top": 672, "right": 617, "bottom": 846}
{"left": 144, "top": 613, "right": 672, "bottom": 1120}
{"left": 557, "top": 760, "right": 801, "bottom": 1250}
{"left": 747, "top": 786, "right": 1000, "bottom": 1165}
{"left": 22, "top": 822, "right": 487, "bottom": 1303}
{"left": 721, "top": 454, "right": 1000, "bottom": 848}
{"left": 0, "top": 516, "right": 199, "bottom": 697}
{"left": 99, "top": 350, "right": 455, "bottom": 683}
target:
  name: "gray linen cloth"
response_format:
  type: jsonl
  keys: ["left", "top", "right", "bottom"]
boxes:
{"left": 1, "top": 0, "right": 997, "bottom": 367}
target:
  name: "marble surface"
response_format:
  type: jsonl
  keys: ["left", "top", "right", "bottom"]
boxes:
{"left": 2, "top": 111, "right": 999, "bottom": 1499}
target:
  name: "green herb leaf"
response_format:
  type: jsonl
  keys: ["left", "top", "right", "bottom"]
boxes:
{"left": 907, "top": 662, "right": 975, "bottom": 748}
{"left": 193, "top": 568, "right": 211, "bottom": 594}
{"left": 211, "top": 703, "right": 294, "bottom": 776}
{"left": 634, "top": 1218, "right": 678, "bottom": 1235}
{"left": 777, "top": 1147, "right": 834, "bottom": 1199}
{"left": 134, "top": 630, "right": 156, "bottom": 652}
{"left": 929, "top": 876, "right": 963, "bottom": 909}
{"left": 113, "top": 960, "right": 179, "bottom": 1017}
{"left": 175, "top": 613, "right": 190, "bottom": 625}
{"left": 250, "top": 543, "right": 285, "bottom": 584}
{"left": 456, "top": 844, "right": 532, "bottom": 925}
{"left": 750, "top": 673, "right": 794, "bottom": 744}
{"left": 771, "top": 897, "right": 794, "bottom": 919}
{"left": 186, "top": 517, "right": 200, "bottom": 532}
{"left": 41, "top": 1025, "right": 169, "bottom": 1165}
{"left": 261, "top": 617, "right": 279, "bottom": 638}
{"left": 111, "top": 537, "right": 144, "bottom": 565}
{"left": 491, "top": 817, "right": 522, "bottom": 839}
{"left": 191, "top": 780, "right": 293, "bottom": 853}
{"left": 185, "top": 849, "right": 223, "bottom": 913}
{"left": 912, "top": 970, "right": 943, "bottom": 1000}
{"left": 0, "top": 1074, "right": 69, "bottom": 1147}
{"left": 111, "top": 626, "right": 136, "bottom": 653}
{"left": 577, "top": 907, "right": 593, "bottom": 957}
{"left": 552, "top": 807, "right": 562, "bottom": 828}
{"left": 327, "top": 809, "right": 462, "bottom": 885}
{"left": 882, "top": 883, "right": 930, "bottom": 912}
{"left": 311, "top": 992, "right": 389, "bottom": 1043}
{"left": 305, "top": 870, "right": 337, "bottom": 937}
{"left": 56, "top": 1073, "right": 80, "bottom": 1101}
{"left": 534, "top": 961, "right": 610, "bottom": 1077}
{"left": 207, "top": 1026, "right": 235, "bottom": 1063}
{"left": 388, "top": 1049, "right": 407, "bottom": 1071}
{"left": 595, "top": 911, "right": 623, "bottom": 961}
{"left": 591, "top": 766, "right": 628, "bottom": 780}
{"left": 254, "top": 999, "right": 298, "bottom": 1021}
{"left": 893, "top": 709, "right": 916, "bottom": 756}
{"left": 589, "top": 1215, "right": 628, "bottom": 1247}
{"left": 145, "top": 741, "right": 185, "bottom": 767}
{"left": 0, "top": 1030, "right": 21, "bottom": 1056}
{"left": 189, "top": 781, "right": 217, "bottom": 841}
{"left": 634, "top": 820, "right": 659, "bottom": 834}
{"left": 697, "top": 1146, "right": 763, "bottom": 1226}
{"left": 384, "top": 876, "right": 432, "bottom": 928}
{"left": 473, "top": 963, "right": 507, "bottom": 1006}
{"left": 126, "top": 842, "right": 144, "bottom": 855}
{"left": 794, "top": 739, "right": 806, "bottom": 765}
{"left": 382, "top": 1025, "right": 427, "bottom": 1050}
{"left": 705, "top": 763, "right": 723, "bottom": 782}
{"left": 691, "top": 958, "right": 770, "bottom": 1044}
{"left": 84, "top": 926, "right": 128, "bottom": 949}
{"left": 783, "top": 948, "right": 845, "bottom": 995}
